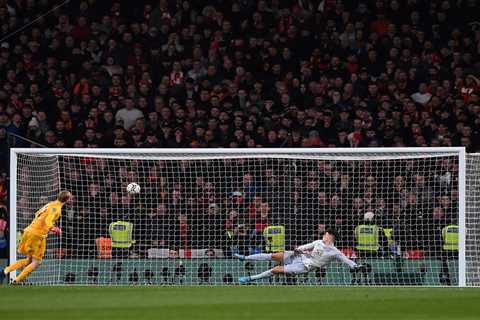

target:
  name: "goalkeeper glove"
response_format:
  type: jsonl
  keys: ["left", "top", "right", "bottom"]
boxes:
{"left": 352, "top": 264, "right": 368, "bottom": 273}
{"left": 50, "top": 226, "right": 62, "bottom": 235}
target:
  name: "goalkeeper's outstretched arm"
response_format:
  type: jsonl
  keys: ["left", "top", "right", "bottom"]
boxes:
{"left": 335, "top": 249, "right": 358, "bottom": 269}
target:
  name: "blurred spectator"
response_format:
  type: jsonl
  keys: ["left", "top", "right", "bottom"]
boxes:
{"left": 0, "top": 172, "right": 7, "bottom": 203}
{"left": 115, "top": 98, "right": 144, "bottom": 130}
{"left": 0, "top": 205, "right": 7, "bottom": 258}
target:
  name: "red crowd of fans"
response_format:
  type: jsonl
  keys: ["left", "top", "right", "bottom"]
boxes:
{"left": 0, "top": 0, "right": 479, "bottom": 258}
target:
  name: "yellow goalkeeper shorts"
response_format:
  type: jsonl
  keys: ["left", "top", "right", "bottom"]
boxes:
{"left": 18, "top": 231, "right": 46, "bottom": 261}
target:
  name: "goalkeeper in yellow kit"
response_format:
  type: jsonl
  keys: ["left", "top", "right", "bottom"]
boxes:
{"left": 3, "top": 190, "right": 72, "bottom": 284}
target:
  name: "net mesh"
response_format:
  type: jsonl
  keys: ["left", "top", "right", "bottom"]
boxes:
{"left": 466, "top": 154, "right": 480, "bottom": 286}
{"left": 13, "top": 150, "right": 462, "bottom": 285}
{"left": 15, "top": 154, "right": 61, "bottom": 284}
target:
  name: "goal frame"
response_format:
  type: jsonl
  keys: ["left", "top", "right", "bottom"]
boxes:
{"left": 9, "top": 147, "right": 467, "bottom": 286}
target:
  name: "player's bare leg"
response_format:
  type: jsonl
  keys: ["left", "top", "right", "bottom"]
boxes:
{"left": 236, "top": 251, "right": 289, "bottom": 283}
{"left": 239, "top": 265, "right": 286, "bottom": 284}
{"left": 271, "top": 252, "right": 284, "bottom": 262}
{"left": 14, "top": 257, "right": 41, "bottom": 283}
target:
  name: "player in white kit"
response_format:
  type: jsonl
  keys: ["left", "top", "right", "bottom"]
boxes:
{"left": 235, "top": 229, "right": 364, "bottom": 284}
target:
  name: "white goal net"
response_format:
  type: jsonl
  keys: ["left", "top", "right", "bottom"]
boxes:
{"left": 9, "top": 148, "right": 469, "bottom": 286}
{"left": 466, "top": 154, "right": 480, "bottom": 286}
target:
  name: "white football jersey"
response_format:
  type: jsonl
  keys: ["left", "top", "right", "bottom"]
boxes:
{"left": 297, "top": 240, "right": 357, "bottom": 270}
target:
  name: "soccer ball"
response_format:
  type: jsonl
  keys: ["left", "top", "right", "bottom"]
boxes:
{"left": 127, "top": 182, "right": 141, "bottom": 194}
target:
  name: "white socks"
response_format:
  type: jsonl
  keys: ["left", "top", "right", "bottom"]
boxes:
{"left": 250, "top": 269, "right": 274, "bottom": 280}
{"left": 244, "top": 253, "right": 273, "bottom": 261}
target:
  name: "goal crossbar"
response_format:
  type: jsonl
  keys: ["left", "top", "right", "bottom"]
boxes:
{"left": 9, "top": 147, "right": 469, "bottom": 286}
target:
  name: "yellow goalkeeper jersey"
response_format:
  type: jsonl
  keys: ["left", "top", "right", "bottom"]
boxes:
{"left": 24, "top": 200, "right": 64, "bottom": 238}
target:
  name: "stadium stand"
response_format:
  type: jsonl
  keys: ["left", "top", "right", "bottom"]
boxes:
{"left": 0, "top": 0, "right": 479, "bottom": 261}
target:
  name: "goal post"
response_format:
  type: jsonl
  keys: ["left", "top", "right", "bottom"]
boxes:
{"left": 8, "top": 149, "right": 17, "bottom": 282}
{"left": 8, "top": 147, "right": 471, "bottom": 286}
{"left": 466, "top": 153, "right": 480, "bottom": 287}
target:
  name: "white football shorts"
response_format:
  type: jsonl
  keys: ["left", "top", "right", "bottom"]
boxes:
{"left": 282, "top": 251, "right": 309, "bottom": 274}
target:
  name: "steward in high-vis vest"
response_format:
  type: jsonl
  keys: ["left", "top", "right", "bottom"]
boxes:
{"left": 263, "top": 225, "right": 285, "bottom": 252}
{"left": 442, "top": 225, "right": 459, "bottom": 251}
{"left": 355, "top": 224, "right": 380, "bottom": 252}
{"left": 439, "top": 225, "right": 458, "bottom": 286}
{"left": 109, "top": 221, "right": 135, "bottom": 248}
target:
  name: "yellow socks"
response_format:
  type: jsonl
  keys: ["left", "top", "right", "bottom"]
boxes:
{"left": 4, "top": 259, "right": 39, "bottom": 283}
{"left": 4, "top": 258, "right": 29, "bottom": 273}
{"left": 14, "top": 263, "right": 37, "bottom": 282}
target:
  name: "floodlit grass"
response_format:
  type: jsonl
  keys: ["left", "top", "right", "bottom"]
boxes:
{"left": 1, "top": 286, "right": 479, "bottom": 320}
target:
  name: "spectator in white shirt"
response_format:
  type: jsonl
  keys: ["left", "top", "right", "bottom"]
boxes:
{"left": 115, "top": 98, "right": 143, "bottom": 130}
{"left": 411, "top": 83, "right": 432, "bottom": 105}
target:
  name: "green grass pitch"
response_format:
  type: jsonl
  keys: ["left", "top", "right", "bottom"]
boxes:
{"left": 1, "top": 286, "right": 479, "bottom": 320}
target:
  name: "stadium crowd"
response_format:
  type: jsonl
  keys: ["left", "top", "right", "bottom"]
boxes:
{"left": 11, "top": 155, "right": 457, "bottom": 259}
{"left": 0, "top": 0, "right": 477, "bottom": 259}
